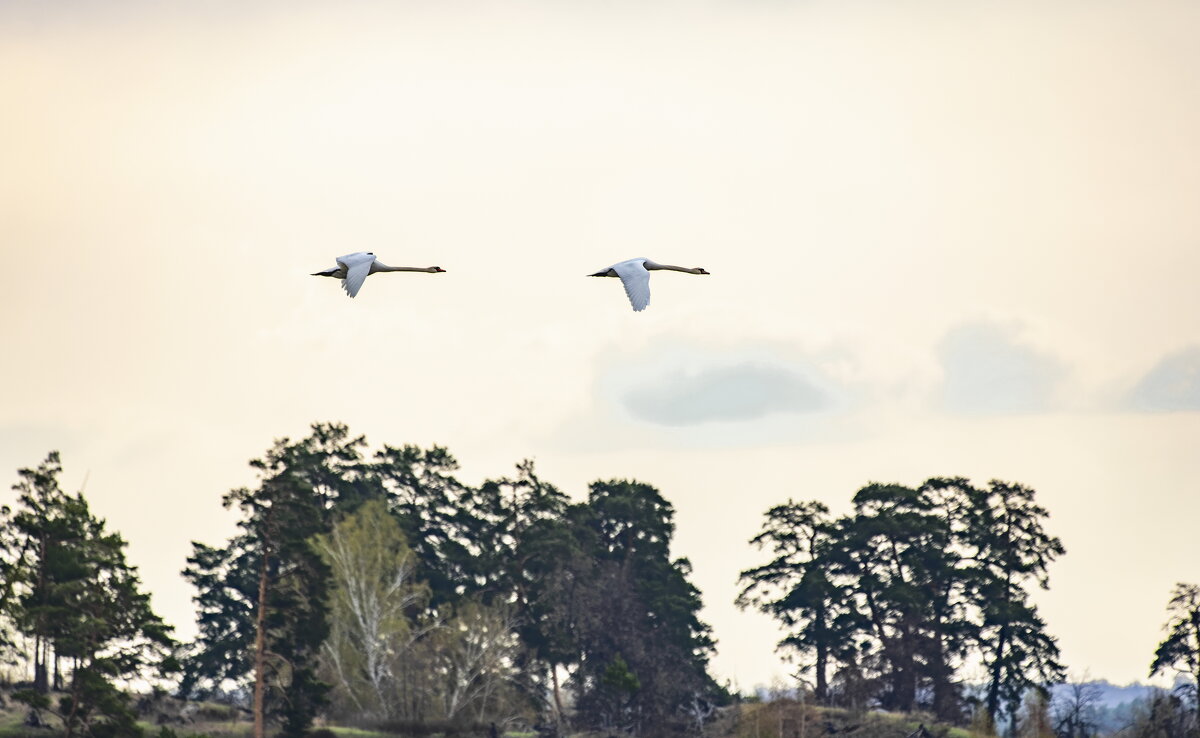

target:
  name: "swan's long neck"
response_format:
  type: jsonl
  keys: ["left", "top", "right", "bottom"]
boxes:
{"left": 374, "top": 264, "right": 441, "bottom": 273}
{"left": 645, "top": 262, "right": 706, "bottom": 274}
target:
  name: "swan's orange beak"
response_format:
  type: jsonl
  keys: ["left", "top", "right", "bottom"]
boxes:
{"left": 432, "top": 267, "right": 446, "bottom": 272}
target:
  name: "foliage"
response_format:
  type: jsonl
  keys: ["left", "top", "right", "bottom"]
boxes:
{"left": 4, "top": 452, "right": 176, "bottom": 738}
{"left": 315, "top": 498, "right": 431, "bottom": 721}
{"left": 0, "top": 502, "right": 19, "bottom": 662}
{"left": 181, "top": 430, "right": 722, "bottom": 735}
{"left": 736, "top": 500, "right": 857, "bottom": 703}
{"left": 1123, "top": 690, "right": 1198, "bottom": 738}
{"left": 1150, "top": 583, "right": 1200, "bottom": 732}
{"left": 181, "top": 424, "right": 376, "bottom": 735}
{"left": 565, "top": 479, "right": 723, "bottom": 735}
{"left": 738, "top": 477, "right": 1065, "bottom": 725}
{"left": 425, "top": 599, "right": 523, "bottom": 724}
{"left": 1017, "top": 688, "right": 1055, "bottom": 738}
{"left": 177, "top": 531, "right": 259, "bottom": 700}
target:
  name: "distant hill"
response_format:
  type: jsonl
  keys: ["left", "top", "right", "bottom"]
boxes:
{"left": 1048, "top": 678, "right": 1193, "bottom": 736}
{"left": 1050, "top": 679, "right": 1159, "bottom": 710}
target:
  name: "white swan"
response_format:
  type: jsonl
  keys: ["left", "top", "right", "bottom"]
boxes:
{"left": 589, "top": 258, "right": 709, "bottom": 312}
{"left": 312, "top": 252, "right": 445, "bottom": 298}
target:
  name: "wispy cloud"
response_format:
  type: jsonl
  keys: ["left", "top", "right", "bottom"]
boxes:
{"left": 541, "top": 342, "right": 862, "bottom": 452}
{"left": 622, "top": 361, "right": 831, "bottom": 426}
{"left": 936, "top": 322, "right": 1064, "bottom": 415}
{"left": 1126, "top": 345, "right": 1200, "bottom": 412}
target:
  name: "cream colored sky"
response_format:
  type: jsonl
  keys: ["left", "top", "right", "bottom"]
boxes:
{"left": 2, "top": 0, "right": 1199, "bottom": 690}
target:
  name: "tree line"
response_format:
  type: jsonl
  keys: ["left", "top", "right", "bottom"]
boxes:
{"left": 0, "top": 423, "right": 1197, "bottom": 738}
{"left": 736, "top": 480, "right": 1198, "bottom": 737}
{"left": 737, "top": 478, "right": 1066, "bottom": 732}
{"left": 175, "top": 423, "right": 718, "bottom": 737}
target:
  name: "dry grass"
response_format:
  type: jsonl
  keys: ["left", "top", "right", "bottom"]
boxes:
{"left": 0, "top": 688, "right": 988, "bottom": 738}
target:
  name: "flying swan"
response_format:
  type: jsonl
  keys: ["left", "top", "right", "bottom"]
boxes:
{"left": 589, "top": 258, "right": 709, "bottom": 312}
{"left": 312, "top": 252, "right": 445, "bottom": 298}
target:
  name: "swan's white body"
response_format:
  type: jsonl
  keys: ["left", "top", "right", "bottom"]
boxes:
{"left": 312, "top": 252, "right": 445, "bottom": 298}
{"left": 589, "top": 258, "right": 709, "bottom": 312}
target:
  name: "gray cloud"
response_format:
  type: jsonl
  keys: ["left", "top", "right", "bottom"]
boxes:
{"left": 937, "top": 322, "right": 1063, "bottom": 415}
{"left": 1126, "top": 345, "right": 1200, "bottom": 412}
{"left": 621, "top": 362, "right": 831, "bottom": 426}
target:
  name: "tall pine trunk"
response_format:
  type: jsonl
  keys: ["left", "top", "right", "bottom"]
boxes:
{"left": 253, "top": 531, "right": 272, "bottom": 738}
{"left": 1191, "top": 607, "right": 1200, "bottom": 729}
{"left": 33, "top": 535, "right": 48, "bottom": 694}
{"left": 814, "top": 640, "right": 828, "bottom": 703}
{"left": 32, "top": 634, "right": 46, "bottom": 694}
{"left": 814, "top": 601, "right": 829, "bottom": 702}
{"left": 986, "top": 573, "right": 1016, "bottom": 726}
{"left": 893, "top": 624, "right": 917, "bottom": 712}
{"left": 986, "top": 623, "right": 1008, "bottom": 725}
{"left": 551, "top": 664, "right": 564, "bottom": 726}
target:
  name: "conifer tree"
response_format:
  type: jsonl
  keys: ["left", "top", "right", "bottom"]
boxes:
{"left": 925, "top": 478, "right": 1066, "bottom": 731}
{"left": 1150, "top": 583, "right": 1200, "bottom": 729}
{"left": 183, "top": 424, "right": 370, "bottom": 737}
{"left": 737, "top": 500, "right": 858, "bottom": 702}
{"left": 568, "top": 480, "right": 720, "bottom": 735}
{"left": 740, "top": 476, "right": 1065, "bottom": 723}
{"left": 8, "top": 453, "right": 175, "bottom": 737}
{"left": 838, "top": 482, "right": 966, "bottom": 717}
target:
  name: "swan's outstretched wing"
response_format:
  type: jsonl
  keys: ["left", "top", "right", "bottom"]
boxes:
{"left": 612, "top": 259, "right": 651, "bottom": 312}
{"left": 337, "top": 252, "right": 376, "bottom": 298}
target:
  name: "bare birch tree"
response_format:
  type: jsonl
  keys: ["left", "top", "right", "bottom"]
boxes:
{"left": 315, "top": 499, "right": 432, "bottom": 721}
{"left": 430, "top": 601, "right": 521, "bottom": 723}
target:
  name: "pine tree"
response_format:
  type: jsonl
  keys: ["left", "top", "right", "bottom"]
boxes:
{"left": 178, "top": 532, "right": 259, "bottom": 699}
{"left": 737, "top": 500, "right": 859, "bottom": 702}
{"left": 1150, "top": 583, "right": 1200, "bottom": 730}
{"left": 9, "top": 451, "right": 75, "bottom": 693}
{"left": 374, "top": 443, "right": 475, "bottom": 605}
{"left": 838, "top": 482, "right": 967, "bottom": 717}
{"left": 475, "top": 461, "right": 573, "bottom": 722}
{"left": 925, "top": 478, "right": 1066, "bottom": 731}
{"left": 7, "top": 453, "right": 176, "bottom": 737}
{"left": 568, "top": 480, "right": 720, "bottom": 735}
{"left": 740, "top": 476, "right": 1065, "bottom": 724}
{"left": 183, "top": 423, "right": 370, "bottom": 737}
{"left": 0, "top": 500, "right": 16, "bottom": 662}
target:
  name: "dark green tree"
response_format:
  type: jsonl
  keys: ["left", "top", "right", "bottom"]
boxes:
{"left": 178, "top": 532, "right": 259, "bottom": 699}
{"left": 183, "top": 423, "right": 371, "bottom": 737}
{"left": 474, "top": 461, "right": 574, "bottom": 721}
{"left": 374, "top": 443, "right": 475, "bottom": 604}
{"left": 737, "top": 500, "right": 859, "bottom": 703}
{"left": 0, "top": 496, "right": 23, "bottom": 668}
{"left": 9, "top": 451, "right": 75, "bottom": 693}
{"left": 569, "top": 480, "right": 720, "bottom": 735}
{"left": 927, "top": 478, "right": 1066, "bottom": 732}
{"left": 1150, "top": 583, "right": 1200, "bottom": 731}
{"left": 8, "top": 453, "right": 176, "bottom": 738}
{"left": 838, "top": 482, "right": 968, "bottom": 718}
{"left": 741, "top": 477, "right": 1065, "bottom": 724}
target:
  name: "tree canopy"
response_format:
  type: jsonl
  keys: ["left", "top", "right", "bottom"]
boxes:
{"left": 739, "top": 477, "right": 1065, "bottom": 727}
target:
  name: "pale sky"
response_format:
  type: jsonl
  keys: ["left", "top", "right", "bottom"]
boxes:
{"left": 2, "top": 0, "right": 1199, "bottom": 692}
